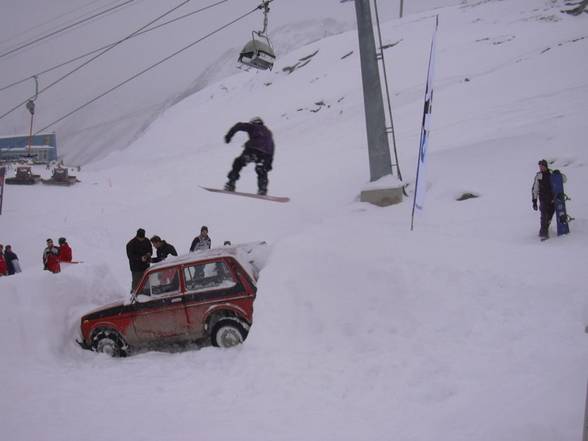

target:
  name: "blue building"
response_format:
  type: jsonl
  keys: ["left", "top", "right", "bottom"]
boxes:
{"left": 0, "top": 133, "right": 57, "bottom": 162}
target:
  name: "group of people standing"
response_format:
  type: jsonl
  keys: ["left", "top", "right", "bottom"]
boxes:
{"left": 126, "top": 226, "right": 215, "bottom": 291}
{"left": 43, "top": 237, "right": 73, "bottom": 274}
{"left": 0, "top": 244, "right": 21, "bottom": 276}
{"left": 0, "top": 238, "right": 72, "bottom": 276}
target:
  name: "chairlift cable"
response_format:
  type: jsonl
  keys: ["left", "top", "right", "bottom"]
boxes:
{"left": 0, "top": 0, "right": 127, "bottom": 48}
{"left": 34, "top": 6, "right": 260, "bottom": 134}
{"left": 0, "top": 0, "right": 196, "bottom": 123}
{"left": 0, "top": 0, "right": 230, "bottom": 94}
{"left": 0, "top": 0, "right": 136, "bottom": 60}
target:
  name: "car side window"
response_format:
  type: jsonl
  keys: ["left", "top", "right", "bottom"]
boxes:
{"left": 183, "top": 261, "right": 236, "bottom": 293}
{"left": 140, "top": 267, "right": 180, "bottom": 297}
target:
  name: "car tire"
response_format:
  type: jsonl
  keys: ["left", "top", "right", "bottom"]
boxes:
{"left": 211, "top": 319, "right": 248, "bottom": 348}
{"left": 91, "top": 329, "right": 128, "bottom": 357}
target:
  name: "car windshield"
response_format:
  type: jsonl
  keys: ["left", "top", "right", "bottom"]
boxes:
{"left": 139, "top": 267, "right": 180, "bottom": 297}
{"left": 183, "top": 261, "right": 236, "bottom": 292}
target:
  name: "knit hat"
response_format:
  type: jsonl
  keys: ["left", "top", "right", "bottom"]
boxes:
{"left": 150, "top": 235, "right": 161, "bottom": 243}
{"left": 58, "top": 237, "right": 66, "bottom": 245}
{"left": 201, "top": 226, "right": 208, "bottom": 233}
{"left": 137, "top": 228, "right": 146, "bottom": 238}
{"left": 538, "top": 159, "right": 548, "bottom": 168}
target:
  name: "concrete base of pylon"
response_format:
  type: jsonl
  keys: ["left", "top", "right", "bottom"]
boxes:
{"left": 359, "top": 174, "right": 404, "bottom": 207}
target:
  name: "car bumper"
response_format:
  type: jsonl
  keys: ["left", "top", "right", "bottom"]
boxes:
{"left": 76, "top": 338, "right": 92, "bottom": 350}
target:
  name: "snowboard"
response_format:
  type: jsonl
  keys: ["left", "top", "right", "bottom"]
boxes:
{"left": 200, "top": 186, "right": 290, "bottom": 203}
{"left": 550, "top": 170, "right": 569, "bottom": 236}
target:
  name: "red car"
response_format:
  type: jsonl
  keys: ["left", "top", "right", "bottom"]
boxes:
{"left": 78, "top": 246, "right": 260, "bottom": 356}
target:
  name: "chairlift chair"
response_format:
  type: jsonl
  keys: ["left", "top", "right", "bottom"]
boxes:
{"left": 238, "top": 31, "right": 275, "bottom": 71}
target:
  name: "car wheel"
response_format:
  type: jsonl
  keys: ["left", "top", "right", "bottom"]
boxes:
{"left": 211, "top": 319, "right": 248, "bottom": 348}
{"left": 91, "top": 329, "right": 127, "bottom": 357}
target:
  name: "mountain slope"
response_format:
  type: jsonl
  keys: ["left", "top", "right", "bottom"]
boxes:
{"left": 1, "top": 1, "right": 587, "bottom": 440}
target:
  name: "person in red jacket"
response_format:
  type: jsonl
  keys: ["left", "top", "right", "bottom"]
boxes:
{"left": 43, "top": 239, "right": 61, "bottom": 273}
{"left": 0, "top": 244, "right": 7, "bottom": 276}
{"left": 58, "top": 237, "right": 73, "bottom": 262}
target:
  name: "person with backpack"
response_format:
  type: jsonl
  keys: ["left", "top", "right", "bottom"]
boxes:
{"left": 189, "top": 226, "right": 211, "bottom": 252}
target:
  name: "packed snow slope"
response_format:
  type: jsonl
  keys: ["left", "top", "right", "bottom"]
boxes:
{"left": 1, "top": 1, "right": 588, "bottom": 440}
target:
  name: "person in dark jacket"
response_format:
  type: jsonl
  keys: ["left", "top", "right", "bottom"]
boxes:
{"left": 4, "top": 245, "right": 20, "bottom": 275}
{"left": 224, "top": 117, "right": 275, "bottom": 195}
{"left": 532, "top": 159, "right": 556, "bottom": 239}
{"left": 150, "top": 235, "right": 178, "bottom": 263}
{"left": 126, "top": 228, "right": 152, "bottom": 291}
{"left": 43, "top": 239, "right": 61, "bottom": 273}
{"left": 189, "top": 226, "right": 211, "bottom": 252}
{"left": 58, "top": 237, "right": 73, "bottom": 262}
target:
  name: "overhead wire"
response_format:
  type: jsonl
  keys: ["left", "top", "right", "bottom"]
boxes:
{"left": 0, "top": 0, "right": 230, "bottom": 94}
{"left": 35, "top": 6, "right": 261, "bottom": 134}
{"left": 0, "top": 0, "right": 198, "bottom": 123}
{"left": 0, "top": 0, "right": 137, "bottom": 60}
{"left": 0, "top": 0, "right": 126, "bottom": 48}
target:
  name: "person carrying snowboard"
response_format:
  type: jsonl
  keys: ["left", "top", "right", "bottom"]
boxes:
{"left": 531, "top": 159, "right": 557, "bottom": 239}
{"left": 224, "top": 117, "right": 275, "bottom": 196}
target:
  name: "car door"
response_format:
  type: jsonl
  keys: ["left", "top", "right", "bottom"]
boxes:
{"left": 182, "top": 259, "right": 242, "bottom": 338}
{"left": 132, "top": 266, "right": 189, "bottom": 343}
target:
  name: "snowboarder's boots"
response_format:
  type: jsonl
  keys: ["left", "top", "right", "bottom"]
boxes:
{"left": 257, "top": 187, "right": 267, "bottom": 196}
{"left": 224, "top": 181, "right": 236, "bottom": 192}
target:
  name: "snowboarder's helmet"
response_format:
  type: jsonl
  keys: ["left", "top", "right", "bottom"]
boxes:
{"left": 538, "top": 159, "right": 548, "bottom": 168}
{"left": 250, "top": 117, "right": 263, "bottom": 125}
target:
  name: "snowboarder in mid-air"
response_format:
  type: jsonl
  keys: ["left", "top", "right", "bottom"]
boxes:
{"left": 224, "top": 117, "right": 275, "bottom": 196}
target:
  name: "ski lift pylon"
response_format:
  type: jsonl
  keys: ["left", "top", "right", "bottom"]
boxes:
{"left": 238, "top": 1, "right": 275, "bottom": 71}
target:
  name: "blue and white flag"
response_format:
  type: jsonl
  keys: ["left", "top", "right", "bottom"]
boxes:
{"left": 411, "top": 16, "right": 438, "bottom": 230}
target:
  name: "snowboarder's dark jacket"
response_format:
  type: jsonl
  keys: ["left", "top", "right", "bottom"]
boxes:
{"left": 151, "top": 241, "right": 178, "bottom": 263}
{"left": 190, "top": 235, "right": 211, "bottom": 252}
{"left": 532, "top": 170, "right": 554, "bottom": 205}
{"left": 225, "top": 122, "right": 275, "bottom": 156}
{"left": 4, "top": 250, "right": 18, "bottom": 275}
{"left": 126, "top": 237, "right": 152, "bottom": 272}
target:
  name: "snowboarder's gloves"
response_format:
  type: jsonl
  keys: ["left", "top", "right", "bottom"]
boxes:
{"left": 532, "top": 199, "right": 538, "bottom": 211}
{"left": 224, "top": 134, "right": 231, "bottom": 144}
